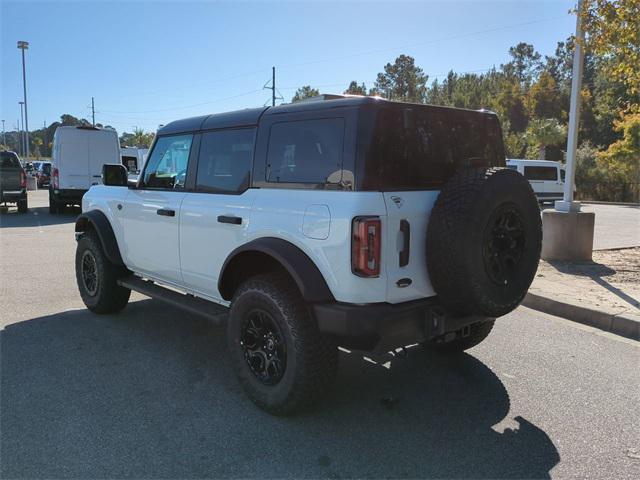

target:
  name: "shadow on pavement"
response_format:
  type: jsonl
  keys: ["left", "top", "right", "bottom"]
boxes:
{"left": 1, "top": 299, "right": 560, "bottom": 479}
{"left": 0, "top": 205, "right": 79, "bottom": 228}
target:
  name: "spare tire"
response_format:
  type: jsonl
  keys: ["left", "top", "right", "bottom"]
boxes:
{"left": 426, "top": 167, "right": 542, "bottom": 317}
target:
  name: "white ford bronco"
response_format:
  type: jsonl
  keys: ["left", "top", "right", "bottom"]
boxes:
{"left": 75, "top": 96, "right": 542, "bottom": 414}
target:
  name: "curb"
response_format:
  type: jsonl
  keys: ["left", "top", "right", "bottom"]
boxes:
{"left": 581, "top": 201, "right": 640, "bottom": 207}
{"left": 522, "top": 292, "right": 640, "bottom": 341}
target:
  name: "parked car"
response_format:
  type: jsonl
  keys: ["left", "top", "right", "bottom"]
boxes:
{"left": 35, "top": 161, "right": 52, "bottom": 187}
{"left": 0, "top": 151, "right": 28, "bottom": 213}
{"left": 507, "top": 159, "right": 566, "bottom": 204}
{"left": 49, "top": 126, "right": 120, "bottom": 214}
{"left": 75, "top": 96, "right": 542, "bottom": 414}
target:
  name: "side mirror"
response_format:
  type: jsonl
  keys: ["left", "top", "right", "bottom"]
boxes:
{"left": 102, "top": 164, "right": 128, "bottom": 187}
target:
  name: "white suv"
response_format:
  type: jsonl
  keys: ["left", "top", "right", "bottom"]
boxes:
{"left": 74, "top": 96, "right": 542, "bottom": 414}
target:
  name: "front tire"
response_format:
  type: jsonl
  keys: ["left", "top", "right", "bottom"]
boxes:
{"left": 227, "top": 273, "right": 338, "bottom": 415}
{"left": 75, "top": 230, "right": 130, "bottom": 313}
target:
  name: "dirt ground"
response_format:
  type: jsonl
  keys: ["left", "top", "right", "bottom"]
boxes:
{"left": 532, "top": 247, "right": 640, "bottom": 315}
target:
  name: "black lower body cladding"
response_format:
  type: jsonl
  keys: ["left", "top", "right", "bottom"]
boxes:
{"left": 426, "top": 167, "right": 542, "bottom": 317}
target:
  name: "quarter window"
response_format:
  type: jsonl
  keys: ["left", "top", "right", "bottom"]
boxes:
{"left": 523, "top": 166, "right": 558, "bottom": 181}
{"left": 266, "top": 118, "right": 344, "bottom": 184}
{"left": 196, "top": 129, "right": 255, "bottom": 194}
{"left": 142, "top": 134, "right": 193, "bottom": 189}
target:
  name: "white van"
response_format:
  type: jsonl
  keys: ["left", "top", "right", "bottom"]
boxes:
{"left": 120, "top": 147, "right": 149, "bottom": 173}
{"left": 50, "top": 126, "right": 120, "bottom": 213}
{"left": 506, "top": 159, "right": 566, "bottom": 204}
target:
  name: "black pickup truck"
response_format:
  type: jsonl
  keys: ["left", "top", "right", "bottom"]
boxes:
{"left": 0, "top": 151, "right": 28, "bottom": 213}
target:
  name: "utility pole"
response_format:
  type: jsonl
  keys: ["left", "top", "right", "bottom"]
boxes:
{"left": 272, "top": 67, "right": 276, "bottom": 106}
{"left": 91, "top": 97, "right": 95, "bottom": 126}
{"left": 1, "top": 120, "right": 5, "bottom": 146}
{"left": 17, "top": 41, "right": 29, "bottom": 159}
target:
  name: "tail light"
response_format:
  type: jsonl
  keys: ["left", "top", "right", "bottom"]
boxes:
{"left": 52, "top": 168, "right": 59, "bottom": 189}
{"left": 20, "top": 170, "right": 27, "bottom": 189}
{"left": 352, "top": 216, "right": 381, "bottom": 277}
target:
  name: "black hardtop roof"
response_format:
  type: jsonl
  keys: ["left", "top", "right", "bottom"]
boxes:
{"left": 157, "top": 96, "right": 496, "bottom": 135}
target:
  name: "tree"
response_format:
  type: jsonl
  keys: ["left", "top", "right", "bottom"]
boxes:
{"left": 581, "top": 0, "right": 640, "bottom": 99}
{"left": 292, "top": 86, "right": 320, "bottom": 103}
{"left": 344, "top": 81, "right": 367, "bottom": 96}
{"left": 374, "top": 54, "right": 428, "bottom": 103}
{"left": 32, "top": 137, "right": 43, "bottom": 159}
{"left": 597, "top": 113, "right": 640, "bottom": 201}
{"left": 525, "top": 118, "right": 567, "bottom": 159}
{"left": 121, "top": 128, "right": 154, "bottom": 148}
{"left": 502, "top": 42, "right": 542, "bottom": 84}
{"left": 528, "top": 71, "right": 564, "bottom": 120}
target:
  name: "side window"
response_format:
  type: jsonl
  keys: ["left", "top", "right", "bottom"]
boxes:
{"left": 560, "top": 169, "right": 566, "bottom": 182}
{"left": 524, "top": 166, "right": 558, "bottom": 181}
{"left": 142, "top": 134, "right": 193, "bottom": 189}
{"left": 266, "top": 118, "right": 344, "bottom": 184}
{"left": 196, "top": 128, "right": 255, "bottom": 194}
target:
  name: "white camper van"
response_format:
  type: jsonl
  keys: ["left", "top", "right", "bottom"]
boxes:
{"left": 50, "top": 126, "right": 120, "bottom": 213}
{"left": 506, "top": 159, "right": 566, "bottom": 204}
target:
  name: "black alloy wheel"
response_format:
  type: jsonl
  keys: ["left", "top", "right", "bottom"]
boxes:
{"left": 241, "top": 309, "right": 287, "bottom": 385}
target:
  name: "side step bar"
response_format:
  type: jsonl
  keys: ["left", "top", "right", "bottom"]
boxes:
{"left": 118, "top": 276, "right": 229, "bottom": 325}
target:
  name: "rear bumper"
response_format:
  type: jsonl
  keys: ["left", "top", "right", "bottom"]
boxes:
{"left": 51, "top": 188, "right": 87, "bottom": 204}
{"left": 1, "top": 189, "right": 27, "bottom": 203}
{"left": 313, "top": 298, "right": 490, "bottom": 352}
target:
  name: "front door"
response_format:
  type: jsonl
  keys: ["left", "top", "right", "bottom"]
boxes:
{"left": 180, "top": 128, "right": 257, "bottom": 299}
{"left": 122, "top": 134, "right": 194, "bottom": 286}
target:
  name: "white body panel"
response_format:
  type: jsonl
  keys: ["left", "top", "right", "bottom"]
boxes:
{"left": 83, "top": 186, "right": 438, "bottom": 306}
{"left": 507, "top": 159, "right": 565, "bottom": 202}
{"left": 52, "top": 127, "right": 120, "bottom": 190}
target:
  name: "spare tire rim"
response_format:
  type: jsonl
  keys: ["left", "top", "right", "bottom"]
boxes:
{"left": 483, "top": 204, "right": 526, "bottom": 286}
{"left": 240, "top": 309, "right": 286, "bottom": 385}
{"left": 81, "top": 250, "right": 99, "bottom": 296}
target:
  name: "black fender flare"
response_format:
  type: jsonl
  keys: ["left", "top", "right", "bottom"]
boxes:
{"left": 218, "top": 237, "right": 335, "bottom": 303}
{"left": 75, "top": 210, "right": 125, "bottom": 267}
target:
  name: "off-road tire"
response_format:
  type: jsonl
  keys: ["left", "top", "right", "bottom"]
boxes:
{"left": 227, "top": 272, "right": 338, "bottom": 415}
{"left": 424, "top": 320, "right": 495, "bottom": 353}
{"left": 75, "top": 230, "right": 130, "bottom": 313}
{"left": 17, "top": 199, "right": 28, "bottom": 213}
{"left": 426, "top": 167, "right": 542, "bottom": 317}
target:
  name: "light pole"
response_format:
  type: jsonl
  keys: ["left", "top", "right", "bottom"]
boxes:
{"left": 17, "top": 40, "right": 30, "bottom": 160}
{"left": 19, "top": 101, "right": 25, "bottom": 156}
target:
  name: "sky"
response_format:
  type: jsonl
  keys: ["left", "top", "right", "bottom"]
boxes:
{"left": 1, "top": 0, "right": 577, "bottom": 136}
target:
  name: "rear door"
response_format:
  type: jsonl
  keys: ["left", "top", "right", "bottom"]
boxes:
{"left": 370, "top": 105, "right": 505, "bottom": 304}
{"left": 180, "top": 128, "right": 257, "bottom": 299}
{"left": 59, "top": 133, "right": 90, "bottom": 190}
{"left": 89, "top": 130, "right": 119, "bottom": 186}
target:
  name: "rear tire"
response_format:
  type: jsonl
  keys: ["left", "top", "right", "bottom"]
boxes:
{"left": 424, "top": 320, "right": 495, "bottom": 353}
{"left": 75, "top": 230, "right": 130, "bottom": 313}
{"left": 227, "top": 272, "right": 338, "bottom": 415}
{"left": 17, "top": 199, "right": 28, "bottom": 213}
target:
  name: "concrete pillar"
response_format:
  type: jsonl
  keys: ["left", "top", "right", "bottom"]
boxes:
{"left": 541, "top": 210, "right": 595, "bottom": 261}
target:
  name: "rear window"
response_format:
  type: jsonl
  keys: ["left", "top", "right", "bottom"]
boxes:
{"left": 41, "top": 164, "right": 51, "bottom": 174}
{"left": 122, "top": 156, "right": 138, "bottom": 172}
{"left": 266, "top": 118, "right": 344, "bottom": 184}
{"left": 366, "top": 106, "right": 505, "bottom": 190}
{"left": 524, "top": 166, "right": 558, "bottom": 181}
{"left": 0, "top": 152, "right": 21, "bottom": 169}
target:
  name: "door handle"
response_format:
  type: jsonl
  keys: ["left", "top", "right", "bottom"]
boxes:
{"left": 217, "top": 215, "right": 242, "bottom": 225}
{"left": 157, "top": 208, "right": 175, "bottom": 217}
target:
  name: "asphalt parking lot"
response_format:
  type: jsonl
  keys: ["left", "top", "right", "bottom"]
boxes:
{"left": 1, "top": 191, "right": 639, "bottom": 479}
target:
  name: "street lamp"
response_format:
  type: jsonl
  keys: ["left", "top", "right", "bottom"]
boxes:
{"left": 19, "top": 101, "right": 25, "bottom": 156}
{"left": 17, "top": 40, "right": 29, "bottom": 159}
